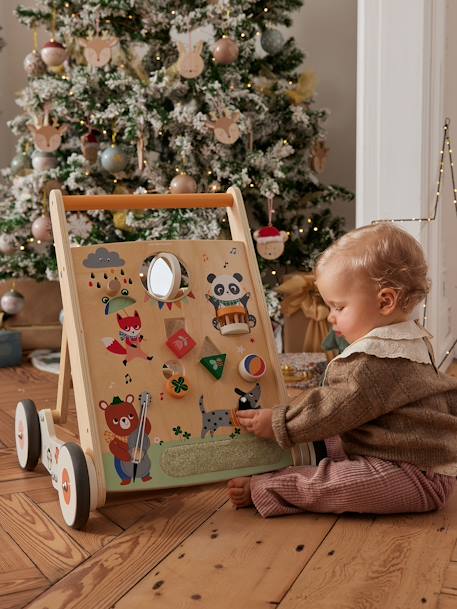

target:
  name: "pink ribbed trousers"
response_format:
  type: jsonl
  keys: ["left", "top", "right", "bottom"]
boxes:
{"left": 250, "top": 437, "right": 456, "bottom": 518}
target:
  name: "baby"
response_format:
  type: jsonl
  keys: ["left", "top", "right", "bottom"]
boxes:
{"left": 228, "top": 222, "right": 457, "bottom": 517}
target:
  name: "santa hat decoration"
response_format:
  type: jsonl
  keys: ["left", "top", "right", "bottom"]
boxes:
{"left": 253, "top": 225, "right": 286, "bottom": 243}
{"left": 253, "top": 225, "right": 288, "bottom": 260}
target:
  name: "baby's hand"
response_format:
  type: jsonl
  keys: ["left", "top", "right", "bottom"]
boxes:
{"left": 236, "top": 408, "right": 275, "bottom": 440}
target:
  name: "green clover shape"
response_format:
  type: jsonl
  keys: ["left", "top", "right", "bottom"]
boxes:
{"left": 172, "top": 376, "right": 188, "bottom": 393}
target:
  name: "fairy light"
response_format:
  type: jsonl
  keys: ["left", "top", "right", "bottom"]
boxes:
{"left": 372, "top": 118, "right": 457, "bottom": 368}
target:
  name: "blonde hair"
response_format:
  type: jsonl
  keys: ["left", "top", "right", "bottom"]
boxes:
{"left": 315, "top": 222, "right": 430, "bottom": 311}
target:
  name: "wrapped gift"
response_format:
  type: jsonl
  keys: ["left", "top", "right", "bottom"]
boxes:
{"left": 0, "top": 279, "right": 62, "bottom": 351}
{"left": 0, "top": 329, "right": 22, "bottom": 367}
{"left": 279, "top": 352, "right": 327, "bottom": 390}
{"left": 276, "top": 273, "right": 336, "bottom": 359}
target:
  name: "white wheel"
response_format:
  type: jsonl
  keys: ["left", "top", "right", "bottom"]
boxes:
{"left": 15, "top": 400, "right": 41, "bottom": 470}
{"left": 57, "top": 443, "right": 91, "bottom": 529}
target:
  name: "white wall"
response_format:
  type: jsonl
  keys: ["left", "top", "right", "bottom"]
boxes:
{"left": 0, "top": 0, "right": 358, "bottom": 229}
{"left": 288, "top": 0, "right": 357, "bottom": 229}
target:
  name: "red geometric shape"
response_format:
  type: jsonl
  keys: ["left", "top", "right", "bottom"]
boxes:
{"left": 166, "top": 328, "right": 196, "bottom": 358}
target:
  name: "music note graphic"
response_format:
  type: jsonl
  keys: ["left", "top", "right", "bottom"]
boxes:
{"left": 223, "top": 261, "right": 228, "bottom": 269}
{"left": 124, "top": 373, "right": 132, "bottom": 384}
{"left": 230, "top": 247, "right": 237, "bottom": 255}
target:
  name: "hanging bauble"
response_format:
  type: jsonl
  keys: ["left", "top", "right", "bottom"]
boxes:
{"left": 253, "top": 225, "right": 288, "bottom": 260}
{"left": 213, "top": 37, "right": 239, "bottom": 65}
{"left": 100, "top": 145, "right": 128, "bottom": 174}
{"left": 177, "top": 40, "right": 204, "bottom": 79}
{"left": 10, "top": 153, "right": 32, "bottom": 176}
{"left": 0, "top": 234, "right": 16, "bottom": 255}
{"left": 260, "top": 29, "right": 285, "bottom": 55}
{"left": 31, "top": 215, "right": 53, "bottom": 242}
{"left": 40, "top": 40, "right": 68, "bottom": 67}
{"left": 206, "top": 110, "right": 240, "bottom": 145}
{"left": 169, "top": 173, "right": 197, "bottom": 194}
{"left": 112, "top": 210, "right": 133, "bottom": 232}
{"left": 23, "top": 50, "right": 47, "bottom": 77}
{"left": 81, "top": 130, "right": 99, "bottom": 164}
{"left": 1, "top": 289, "right": 25, "bottom": 315}
{"left": 209, "top": 181, "right": 222, "bottom": 193}
{"left": 31, "top": 150, "right": 58, "bottom": 171}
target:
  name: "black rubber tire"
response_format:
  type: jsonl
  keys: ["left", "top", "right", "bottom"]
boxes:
{"left": 16, "top": 399, "right": 41, "bottom": 471}
{"left": 60, "top": 442, "right": 91, "bottom": 530}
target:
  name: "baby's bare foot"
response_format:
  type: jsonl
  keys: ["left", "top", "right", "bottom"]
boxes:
{"left": 227, "top": 477, "right": 253, "bottom": 508}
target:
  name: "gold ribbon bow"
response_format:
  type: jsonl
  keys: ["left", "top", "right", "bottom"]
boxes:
{"left": 276, "top": 273, "right": 332, "bottom": 356}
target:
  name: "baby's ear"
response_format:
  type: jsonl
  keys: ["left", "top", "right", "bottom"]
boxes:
{"left": 378, "top": 287, "right": 399, "bottom": 315}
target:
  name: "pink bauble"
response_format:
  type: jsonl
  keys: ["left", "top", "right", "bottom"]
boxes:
{"left": 169, "top": 173, "right": 197, "bottom": 194}
{"left": 41, "top": 40, "right": 68, "bottom": 67}
{"left": 31, "top": 215, "right": 53, "bottom": 242}
{"left": 213, "top": 37, "right": 239, "bottom": 65}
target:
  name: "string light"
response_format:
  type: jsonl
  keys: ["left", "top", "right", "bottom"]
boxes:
{"left": 372, "top": 118, "right": 457, "bottom": 369}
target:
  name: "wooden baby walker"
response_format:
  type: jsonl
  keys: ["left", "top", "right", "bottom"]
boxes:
{"left": 14, "top": 187, "right": 314, "bottom": 529}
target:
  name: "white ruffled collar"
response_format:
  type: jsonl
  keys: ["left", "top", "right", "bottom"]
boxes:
{"left": 335, "top": 320, "right": 434, "bottom": 365}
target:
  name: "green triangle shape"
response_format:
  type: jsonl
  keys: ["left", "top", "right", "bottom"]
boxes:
{"left": 200, "top": 354, "right": 227, "bottom": 380}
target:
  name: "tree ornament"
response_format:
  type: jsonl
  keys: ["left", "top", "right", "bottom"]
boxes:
{"left": 311, "top": 140, "right": 330, "bottom": 173}
{"left": 253, "top": 197, "right": 288, "bottom": 260}
{"left": 31, "top": 215, "right": 53, "bottom": 242}
{"left": 101, "top": 145, "right": 128, "bottom": 174}
{"left": 213, "top": 37, "right": 239, "bottom": 65}
{"left": 31, "top": 150, "right": 58, "bottom": 171}
{"left": 206, "top": 109, "right": 240, "bottom": 145}
{"left": 170, "top": 173, "right": 197, "bottom": 194}
{"left": 10, "top": 153, "right": 32, "bottom": 176}
{"left": 1, "top": 289, "right": 25, "bottom": 315}
{"left": 177, "top": 39, "right": 204, "bottom": 79}
{"left": 113, "top": 211, "right": 129, "bottom": 231}
{"left": 40, "top": 40, "right": 68, "bottom": 67}
{"left": 28, "top": 104, "right": 67, "bottom": 153}
{"left": 254, "top": 225, "right": 288, "bottom": 260}
{"left": 260, "top": 29, "right": 285, "bottom": 55}
{"left": 81, "top": 130, "right": 99, "bottom": 164}
{"left": 0, "top": 234, "right": 16, "bottom": 255}
{"left": 287, "top": 71, "right": 317, "bottom": 105}
{"left": 23, "top": 50, "right": 47, "bottom": 77}
{"left": 79, "top": 37, "right": 118, "bottom": 68}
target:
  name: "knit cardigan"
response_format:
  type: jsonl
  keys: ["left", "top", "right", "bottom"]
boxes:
{"left": 272, "top": 321, "right": 457, "bottom": 475}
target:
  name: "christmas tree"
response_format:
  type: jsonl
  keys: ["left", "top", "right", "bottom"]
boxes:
{"left": 0, "top": 0, "right": 352, "bottom": 317}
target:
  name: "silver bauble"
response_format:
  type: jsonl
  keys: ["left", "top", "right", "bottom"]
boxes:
{"left": 260, "top": 29, "right": 285, "bottom": 55}
{"left": 0, "top": 234, "right": 16, "bottom": 255}
{"left": 31, "top": 215, "right": 53, "bottom": 242}
{"left": 10, "top": 154, "right": 32, "bottom": 176}
{"left": 23, "top": 50, "right": 47, "bottom": 77}
{"left": 169, "top": 173, "right": 197, "bottom": 194}
{"left": 31, "top": 150, "right": 58, "bottom": 171}
{"left": 100, "top": 145, "right": 128, "bottom": 174}
{"left": 1, "top": 290, "right": 25, "bottom": 315}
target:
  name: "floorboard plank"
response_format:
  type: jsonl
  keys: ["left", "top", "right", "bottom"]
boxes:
{"left": 276, "top": 491, "right": 457, "bottom": 609}
{"left": 111, "top": 501, "right": 337, "bottom": 609}
{"left": 0, "top": 448, "right": 47, "bottom": 482}
{"left": 0, "top": 493, "right": 89, "bottom": 583}
{"left": 39, "top": 500, "right": 123, "bottom": 554}
{"left": 24, "top": 485, "right": 227, "bottom": 609}
{"left": 438, "top": 593, "right": 457, "bottom": 608}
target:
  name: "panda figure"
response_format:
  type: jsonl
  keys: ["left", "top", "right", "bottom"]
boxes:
{"left": 206, "top": 272, "right": 256, "bottom": 335}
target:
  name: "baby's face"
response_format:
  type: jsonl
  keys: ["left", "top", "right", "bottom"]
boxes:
{"left": 316, "top": 262, "right": 385, "bottom": 344}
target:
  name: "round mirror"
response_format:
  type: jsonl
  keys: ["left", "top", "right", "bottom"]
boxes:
{"left": 143, "top": 252, "right": 190, "bottom": 302}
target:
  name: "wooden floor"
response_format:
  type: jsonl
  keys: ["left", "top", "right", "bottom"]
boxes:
{"left": 2, "top": 363, "right": 457, "bottom": 609}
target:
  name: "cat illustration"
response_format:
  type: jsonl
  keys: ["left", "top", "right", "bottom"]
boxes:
{"left": 102, "top": 310, "right": 154, "bottom": 366}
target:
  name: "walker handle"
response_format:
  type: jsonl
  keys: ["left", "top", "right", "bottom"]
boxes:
{"left": 61, "top": 192, "right": 233, "bottom": 211}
